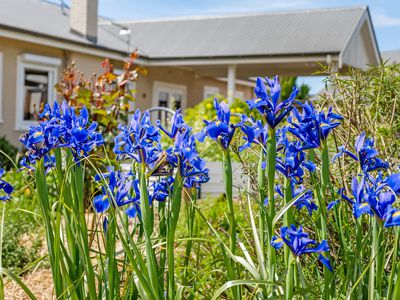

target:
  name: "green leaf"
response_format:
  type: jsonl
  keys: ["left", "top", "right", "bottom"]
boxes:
{"left": 0, "top": 268, "right": 37, "bottom": 300}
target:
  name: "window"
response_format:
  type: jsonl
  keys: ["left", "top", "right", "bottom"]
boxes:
{"left": 152, "top": 81, "right": 186, "bottom": 122}
{"left": 0, "top": 52, "right": 3, "bottom": 123}
{"left": 203, "top": 86, "right": 220, "bottom": 99}
{"left": 15, "top": 54, "right": 61, "bottom": 130}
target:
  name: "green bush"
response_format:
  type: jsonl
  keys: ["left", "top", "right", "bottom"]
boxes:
{"left": 1, "top": 169, "right": 43, "bottom": 274}
{"left": 319, "top": 62, "right": 400, "bottom": 165}
{"left": 0, "top": 136, "right": 18, "bottom": 170}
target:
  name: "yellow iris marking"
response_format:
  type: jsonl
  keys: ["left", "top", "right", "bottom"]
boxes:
{"left": 275, "top": 238, "right": 283, "bottom": 243}
{"left": 216, "top": 121, "right": 221, "bottom": 126}
{"left": 34, "top": 131, "right": 43, "bottom": 138}
{"left": 102, "top": 195, "right": 108, "bottom": 201}
{"left": 393, "top": 211, "right": 400, "bottom": 217}
{"left": 78, "top": 126, "right": 83, "bottom": 131}
{"left": 255, "top": 98, "right": 261, "bottom": 103}
{"left": 359, "top": 203, "right": 369, "bottom": 208}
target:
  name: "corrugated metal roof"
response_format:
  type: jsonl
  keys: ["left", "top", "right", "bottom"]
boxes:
{"left": 0, "top": 0, "right": 128, "bottom": 53}
{"left": 107, "top": 7, "right": 367, "bottom": 59}
{"left": 0, "top": 1, "right": 369, "bottom": 60}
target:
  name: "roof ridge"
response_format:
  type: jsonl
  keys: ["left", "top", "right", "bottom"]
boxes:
{"left": 112, "top": 6, "right": 367, "bottom": 25}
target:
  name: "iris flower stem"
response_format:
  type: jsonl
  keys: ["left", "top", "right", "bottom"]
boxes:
{"left": 183, "top": 187, "right": 197, "bottom": 286}
{"left": 158, "top": 201, "right": 167, "bottom": 279}
{"left": 222, "top": 149, "right": 240, "bottom": 300}
{"left": 320, "top": 140, "right": 330, "bottom": 238}
{"left": 0, "top": 203, "right": 6, "bottom": 300}
{"left": 266, "top": 128, "right": 277, "bottom": 286}
{"left": 285, "top": 254, "right": 295, "bottom": 300}
{"left": 296, "top": 257, "right": 309, "bottom": 299}
{"left": 138, "top": 163, "right": 161, "bottom": 298}
{"left": 167, "top": 171, "right": 184, "bottom": 300}
{"left": 388, "top": 229, "right": 400, "bottom": 298}
{"left": 320, "top": 140, "right": 332, "bottom": 299}
{"left": 354, "top": 217, "right": 363, "bottom": 297}
{"left": 283, "top": 177, "right": 293, "bottom": 267}
{"left": 258, "top": 152, "right": 266, "bottom": 259}
{"left": 369, "top": 220, "right": 383, "bottom": 300}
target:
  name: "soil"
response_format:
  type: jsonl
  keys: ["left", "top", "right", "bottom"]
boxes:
{"left": 4, "top": 269, "right": 54, "bottom": 300}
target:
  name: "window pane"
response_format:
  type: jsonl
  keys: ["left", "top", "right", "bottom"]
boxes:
{"left": 23, "top": 69, "right": 49, "bottom": 121}
{"left": 170, "top": 93, "right": 182, "bottom": 110}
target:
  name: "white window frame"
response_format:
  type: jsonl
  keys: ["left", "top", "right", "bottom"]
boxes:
{"left": 203, "top": 85, "right": 220, "bottom": 99}
{"left": 15, "top": 53, "right": 61, "bottom": 131}
{"left": 0, "top": 52, "right": 3, "bottom": 123}
{"left": 152, "top": 81, "right": 187, "bottom": 110}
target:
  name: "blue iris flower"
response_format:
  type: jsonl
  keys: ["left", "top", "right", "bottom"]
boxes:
{"left": 327, "top": 200, "right": 340, "bottom": 211}
{"left": 276, "top": 184, "right": 317, "bottom": 216}
{"left": 387, "top": 173, "right": 400, "bottom": 195}
{"left": 340, "top": 174, "right": 400, "bottom": 227}
{"left": 339, "top": 177, "right": 372, "bottom": 218}
{"left": 160, "top": 110, "right": 209, "bottom": 188}
{"left": 93, "top": 167, "right": 140, "bottom": 218}
{"left": 276, "top": 139, "right": 316, "bottom": 185}
{"left": 384, "top": 208, "right": 400, "bottom": 227}
{"left": 271, "top": 225, "right": 333, "bottom": 272}
{"left": 19, "top": 101, "right": 103, "bottom": 169}
{"left": 246, "top": 76, "right": 298, "bottom": 128}
{"left": 333, "top": 132, "right": 389, "bottom": 174}
{"left": 288, "top": 102, "right": 343, "bottom": 149}
{"left": 239, "top": 118, "right": 268, "bottom": 152}
{"left": 157, "top": 109, "right": 188, "bottom": 139}
{"left": 197, "top": 99, "right": 240, "bottom": 149}
{"left": 149, "top": 177, "right": 174, "bottom": 203}
{"left": 169, "top": 127, "right": 210, "bottom": 188}
{"left": 0, "top": 168, "right": 13, "bottom": 201}
{"left": 114, "top": 110, "right": 161, "bottom": 167}
{"left": 364, "top": 175, "right": 396, "bottom": 223}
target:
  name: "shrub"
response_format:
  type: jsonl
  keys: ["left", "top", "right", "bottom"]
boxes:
{"left": 0, "top": 136, "right": 18, "bottom": 170}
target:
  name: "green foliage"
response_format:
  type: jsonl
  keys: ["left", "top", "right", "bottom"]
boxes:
{"left": 1, "top": 170, "right": 42, "bottom": 274}
{"left": 319, "top": 62, "right": 400, "bottom": 165}
{"left": 184, "top": 95, "right": 256, "bottom": 162}
{"left": 280, "top": 77, "right": 311, "bottom": 100}
{"left": 0, "top": 136, "right": 18, "bottom": 170}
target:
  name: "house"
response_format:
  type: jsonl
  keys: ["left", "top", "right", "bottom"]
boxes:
{"left": 382, "top": 50, "right": 400, "bottom": 64}
{"left": 0, "top": 0, "right": 380, "bottom": 146}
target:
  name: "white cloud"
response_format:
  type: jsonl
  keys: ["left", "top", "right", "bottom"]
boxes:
{"left": 373, "top": 12, "right": 400, "bottom": 27}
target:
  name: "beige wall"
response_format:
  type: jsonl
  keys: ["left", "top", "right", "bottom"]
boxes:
{"left": 0, "top": 36, "right": 110, "bottom": 145}
{"left": 0, "top": 36, "right": 253, "bottom": 146}
{"left": 135, "top": 66, "right": 253, "bottom": 111}
{"left": 0, "top": 36, "right": 63, "bottom": 145}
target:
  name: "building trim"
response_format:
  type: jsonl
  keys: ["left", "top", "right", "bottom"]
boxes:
{"left": 0, "top": 26, "right": 132, "bottom": 62}
{"left": 339, "top": 8, "right": 380, "bottom": 68}
{"left": 143, "top": 54, "right": 340, "bottom": 67}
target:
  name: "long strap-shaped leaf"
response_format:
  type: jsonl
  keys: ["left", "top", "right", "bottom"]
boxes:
{"left": 0, "top": 268, "right": 37, "bottom": 300}
{"left": 211, "top": 279, "right": 281, "bottom": 300}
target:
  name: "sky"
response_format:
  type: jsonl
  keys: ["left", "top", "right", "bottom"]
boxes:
{"left": 69, "top": 0, "right": 400, "bottom": 93}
